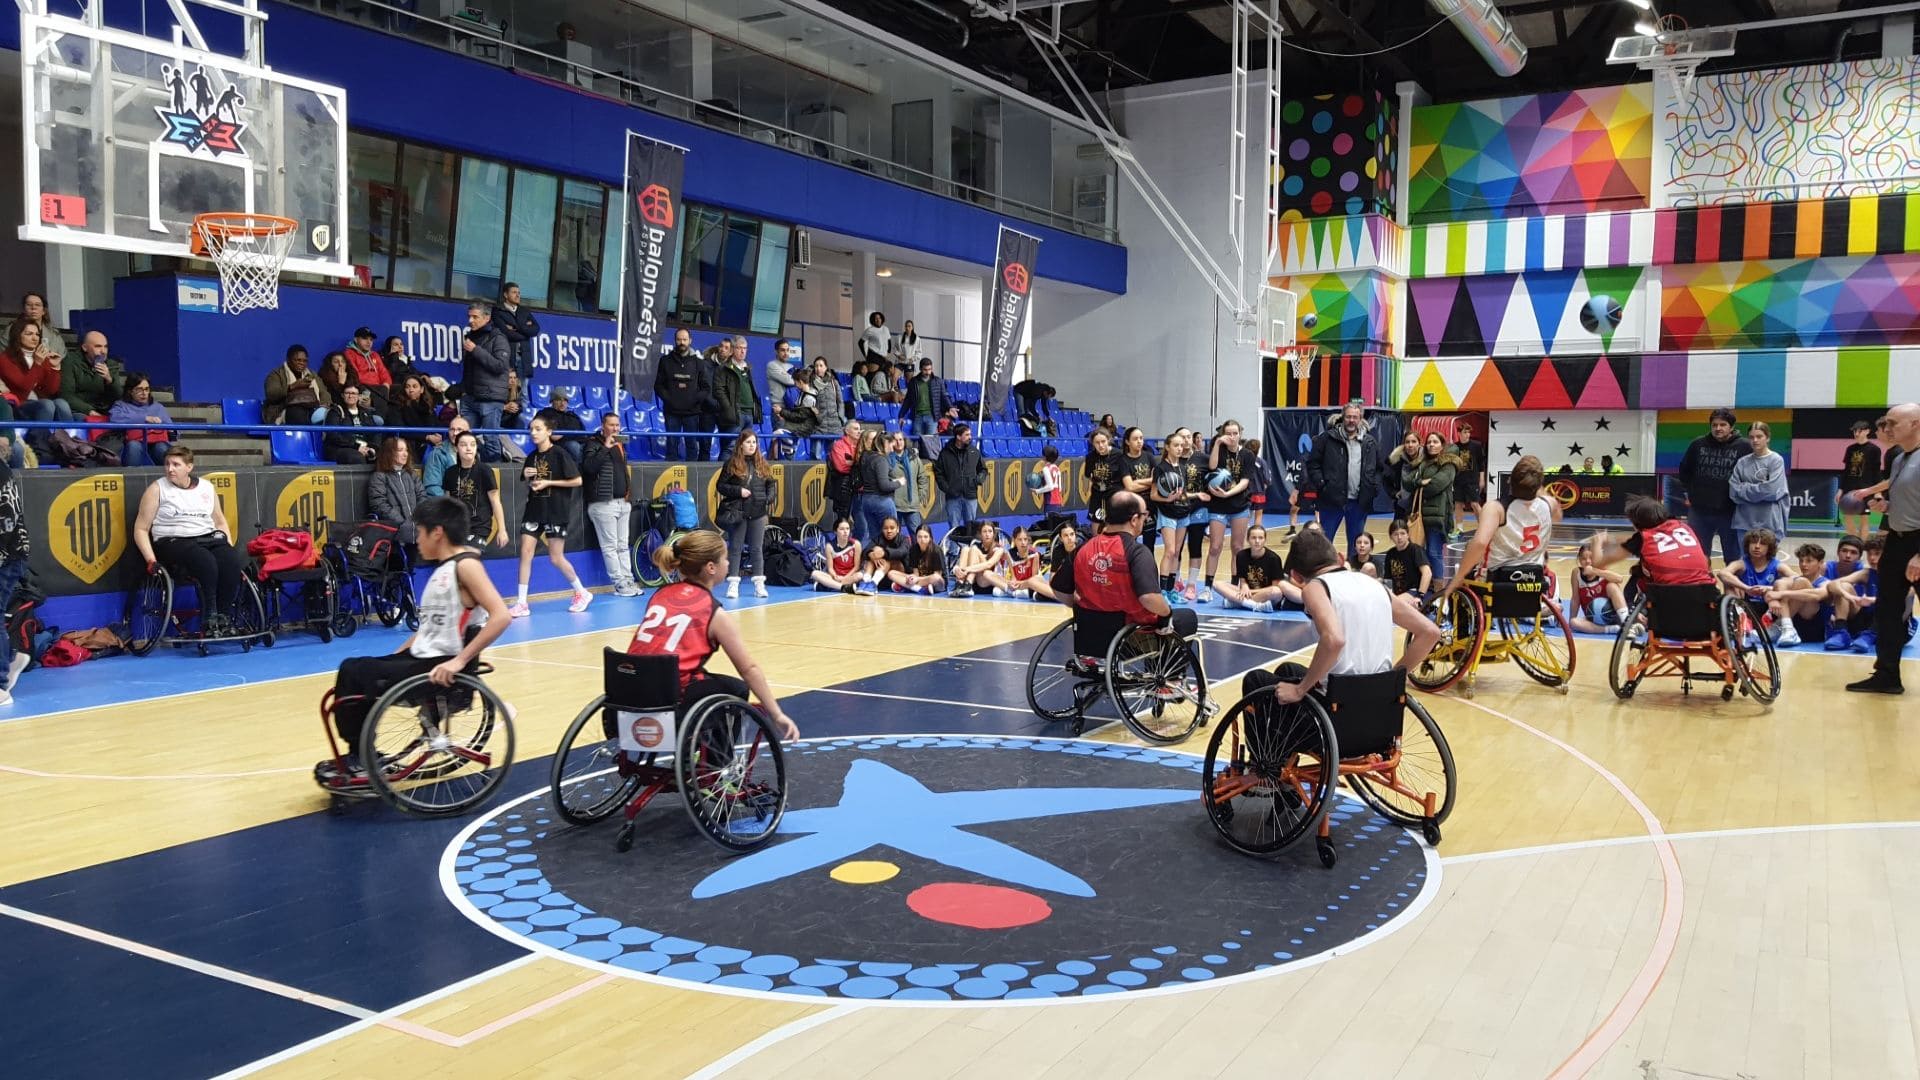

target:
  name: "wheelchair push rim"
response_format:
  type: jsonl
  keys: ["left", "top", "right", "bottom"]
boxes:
{"left": 125, "top": 571, "right": 172, "bottom": 656}
{"left": 1202, "top": 686, "right": 1338, "bottom": 856}
{"left": 1720, "top": 595, "right": 1782, "bottom": 705}
{"left": 1106, "top": 627, "right": 1209, "bottom": 745}
{"left": 676, "top": 697, "right": 787, "bottom": 852}
{"left": 1344, "top": 695, "right": 1457, "bottom": 828}
{"left": 550, "top": 694, "right": 648, "bottom": 826}
{"left": 1609, "top": 595, "right": 1653, "bottom": 699}
{"left": 1026, "top": 620, "right": 1099, "bottom": 724}
{"left": 363, "top": 672, "right": 515, "bottom": 817}
{"left": 1407, "top": 589, "right": 1483, "bottom": 693}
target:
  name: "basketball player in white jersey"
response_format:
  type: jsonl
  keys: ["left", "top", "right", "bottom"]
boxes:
{"left": 1436, "top": 454, "right": 1560, "bottom": 600}
{"left": 1244, "top": 529, "right": 1441, "bottom": 704}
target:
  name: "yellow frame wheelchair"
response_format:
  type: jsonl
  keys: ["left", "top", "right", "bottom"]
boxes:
{"left": 1024, "top": 610, "right": 1214, "bottom": 744}
{"left": 1609, "top": 583, "right": 1781, "bottom": 704}
{"left": 1407, "top": 564, "right": 1576, "bottom": 696}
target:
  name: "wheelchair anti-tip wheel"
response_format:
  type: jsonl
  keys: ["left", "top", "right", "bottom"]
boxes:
{"left": 1408, "top": 589, "right": 1483, "bottom": 693}
{"left": 126, "top": 569, "right": 173, "bottom": 657}
{"left": 361, "top": 672, "right": 514, "bottom": 817}
{"left": 550, "top": 694, "right": 647, "bottom": 827}
{"left": 676, "top": 696, "right": 788, "bottom": 853}
{"left": 1105, "top": 627, "right": 1209, "bottom": 744}
{"left": 1202, "top": 686, "right": 1338, "bottom": 857}
{"left": 1719, "top": 594, "right": 1782, "bottom": 705}
{"left": 1343, "top": 694, "right": 1457, "bottom": 832}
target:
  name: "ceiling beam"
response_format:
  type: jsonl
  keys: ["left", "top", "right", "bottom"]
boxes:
{"left": 1296, "top": 0, "right": 1418, "bottom": 82}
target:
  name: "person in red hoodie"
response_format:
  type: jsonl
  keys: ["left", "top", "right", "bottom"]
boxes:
{"left": 342, "top": 326, "right": 392, "bottom": 415}
{"left": 1, "top": 319, "right": 72, "bottom": 454}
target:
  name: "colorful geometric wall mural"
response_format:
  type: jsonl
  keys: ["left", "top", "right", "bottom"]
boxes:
{"left": 1654, "top": 410, "right": 1793, "bottom": 472}
{"left": 1272, "top": 270, "right": 1397, "bottom": 356}
{"left": 1274, "top": 215, "right": 1410, "bottom": 277}
{"left": 1261, "top": 351, "right": 1395, "bottom": 409}
{"left": 1404, "top": 267, "right": 1647, "bottom": 358}
{"left": 1394, "top": 345, "right": 1920, "bottom": 412}
{"left": 1407, "top": 84, "right": 1652, "bottom": 225}
{"left": 1484, "top": 410, "right": 1657, "bottom": 474}
{"left": 1661, "top": 254, "right": 1920, "bottom": 351}
{"left": 1667, "top": 56, "right": 1920, "bottom": 207}
{"left": 1278, "top": 90, "right": 1397, "bottom": 221}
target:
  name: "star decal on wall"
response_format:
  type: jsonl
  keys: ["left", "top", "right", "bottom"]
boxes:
{"left": 1614, "top": 444, "right": 1632, "bottom": 458}
{"left": 1567, "top": 443, "right": 1585, "bottom": 457}
{"left": 1487, "top": 418, "right": 1499, "bottom": 431}
{"left": 1593, "top": 417, "right": 1612, "bottom": 430}
{"left": 1506, "top": 442, "right": 1523, "bottom": 457}
{"left": 1540, "top": 417, "right": 1557, "bottom": 430}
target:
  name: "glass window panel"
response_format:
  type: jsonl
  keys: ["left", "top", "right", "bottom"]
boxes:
{"left": 675, "top": 207, "right": 726, "bottom": 325}
{"left": 551, "top": 179, "right": 608, "bottom": 313}
{"left": 450, "top": 157, "right": 509, "bottom": 300}
{"left": 391, "top": 144, "right": 456, "bottom": 296}
{"left": 599, "top": 189, "right": 623, "bottom": 313}
{"left": 714, "top": 216, "right": 761, "bottom": 329}
{"left": 346, "top": 132, "right": 399, "bottom": 289}
{"left": 750, "top": 222, "right": 789, "bottom": 334}
{"left": 504, "top": 169, "right": 558, "bottom": 306}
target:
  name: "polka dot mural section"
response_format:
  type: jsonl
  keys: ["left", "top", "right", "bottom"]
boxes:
{"left": 1277, "top": 89, "right": 1399, "bottom": 223}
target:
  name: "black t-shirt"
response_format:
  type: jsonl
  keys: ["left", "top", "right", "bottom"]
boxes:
{"left": 1233, "top": 547, "right": 1285, "bottom": 590}
{"left": 1084, "top": 449, "right": 1121, "bottom": 501}
{"left": 1455, "top": 441, "right": 1486, "bottom": 487}
{"left": 1153, "top": 457, "right": 1205, "bottom": 518}
{"left": 877, "top": 531, "right": 912, "bottom": 566}
{"left": 1049, "top": 540, "right": 1078, "bottom": 575}
{"left": 1210, "top": 446, "right": 1256, "bottom": 515}
{"left": 444, "top": 462, "right": 497, "bottom": 538}
{"left": 1842, "top": 442, "right": 1883, "bottom": 486}
{"left": 1376, "top": 542, "right": 1430, "bottom": 594}
{"left": 1120, "top": 452, "right": 1156, "bottom": 492}
{"left": 524, "top": 445, "right": 579, "bottom": 511}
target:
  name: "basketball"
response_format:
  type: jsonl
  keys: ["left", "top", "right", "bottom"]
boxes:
{"left": 1579, "top": 294, "right": 1622, "bottom": 333}
{"left": 1026, "top": 469, "right": 1048, "bottom": 491}
{"left": 1839, "top": 490, "right": 1867, "bottom": 514}
{"left": 1301, "top": 312, "right": 1319, "bottom": 330}
{"left": 1206, "top": 468, "right": 1232, "bottom": 491}
{"left": 1155, "top": 470, "right": 1184, "bottom": 498}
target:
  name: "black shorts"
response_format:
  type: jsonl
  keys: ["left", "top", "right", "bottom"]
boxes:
{"left": 521, "top": 500, "right": 568, "bottom": 538}
{"left": 521, "top": 518, "right": 568, "bottom": 539}
{"left": 1453, "top": 481, "right": 1483, "bottom": 505}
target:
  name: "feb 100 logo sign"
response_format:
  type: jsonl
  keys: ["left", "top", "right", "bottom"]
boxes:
{"left": 49, "top": 476, "right": 126, "bottom": 584}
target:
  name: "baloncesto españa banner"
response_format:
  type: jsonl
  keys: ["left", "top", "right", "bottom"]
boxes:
{"left": 618, "top": 132, "right": 688, "bottom": 404}
{"left": 980, "top": 225, "right": 1041, "bottom": 420}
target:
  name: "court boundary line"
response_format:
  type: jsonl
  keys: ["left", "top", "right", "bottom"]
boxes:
{"left": 1441, "top": 817, "right": 1920, "bottom": 865}
{"left": 682, "top": 1004, "right": 862, "bottom": 1080}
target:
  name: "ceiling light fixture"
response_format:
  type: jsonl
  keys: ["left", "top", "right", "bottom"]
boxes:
{"left": 1633, "top": 20, "right": 1659, "bottom": 36}
{"left": 875, "top": 268, "right": 894, "bottom": 277}
{"left": 1625, "top": 0, "right": 1652, "bottom": 10}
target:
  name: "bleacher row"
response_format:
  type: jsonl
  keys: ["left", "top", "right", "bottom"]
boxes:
{"left": 224, "top": 374, "right": 1110, "bottom": 465}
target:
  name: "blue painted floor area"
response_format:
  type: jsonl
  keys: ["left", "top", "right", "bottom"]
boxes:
{"left": 0, "top": 614, "right": 1313, "bottom": 1078}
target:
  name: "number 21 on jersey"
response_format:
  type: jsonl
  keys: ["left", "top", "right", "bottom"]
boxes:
{"left": 634, "top": 604, "right": 692, "bottom": 652}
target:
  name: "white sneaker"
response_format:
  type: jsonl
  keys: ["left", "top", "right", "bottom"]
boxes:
{"left": 613, "top": 583, "right": 642, "bottom": 597}
{"left": 0, "top": 686, "right": 13, "bottom": 706}
{"left": 1776, "top": 622, "right": 1801, "bottom": 647}
{"left": 1250, "top": 600, "right": 1274, "bottom": 614}
{"left": 752, "top": 577, "right": 768, "bottom": 598}
{"left": 507, "top": 601, "right": 531, "bottom": 618}
{"left": 725, "top": 577, "right": 740, "bottom": 600}
{"left": 569, "top": 592, "right": 593, "bottom": 613}
{"left": 992, "top": 586, "right": 1008, "bottom": 597}
{"left": 6, "top": 651, "right": 28, "bottom": 689}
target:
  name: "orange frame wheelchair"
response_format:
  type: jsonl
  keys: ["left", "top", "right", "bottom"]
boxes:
{"left": 1609, "top": 583, "right": 1781, "bottom": 704}
{"left": 313, "top": 661, "right": 515, "bottom": 816}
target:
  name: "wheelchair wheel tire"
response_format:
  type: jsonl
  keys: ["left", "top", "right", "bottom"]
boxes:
{"left": 676, "top": 696, "right": 787, "bottom": 853}
{"left": 374, "top": 575, "right": 408, "bottom": 628}
{"left": 1026, "top": 621, "right": 1090, "bottom": 723}
{"left": 551, "top": 694, "right": 646, "bottom": 826}
{"left": 126, "top": 571, "right": 172, "bottom": 657}
{"left": 1499, "top": 595, "right": 1577, "bottom": 689}
{"left": 1609, "top": 595, "right": 1652, "bottom": 700}
{"left": 632, "top": 533, "right": 668, "bottom": 588}
{"left": 1105, "top": 627, "right": 1207, "bottom": 745}
{"left": 1720, "top": 595, "right": 1782, "bottom": 705}
{"left": 1345, "top": 695, "right": 1456, "bottom": 827}
{"left": 1201, "top": 686, "right": 1338, "bottom": 857}
{"left": 332, "top": 610, "right": 360, "bottom": 638}
{"left": 362, "top": 673, "right": 514, "bottom": 817}
{"left": 1408, "top": 589, "right": 1483, "bottom": 693}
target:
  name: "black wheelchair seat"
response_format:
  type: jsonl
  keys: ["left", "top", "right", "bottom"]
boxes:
{"left": 1071, "top": 608, "right": 1129, "bottom": 664}
{"left": 1324, "top": 668, "right": 1409, "bottom": 759}
{"left": 1643, "top": 584, "right": 1722, "bottom": 641}
{"left": 1486, "top": 562, "right": 1549, "bottom": 619}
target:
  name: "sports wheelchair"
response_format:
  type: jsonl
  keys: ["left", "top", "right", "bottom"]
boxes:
{"left": 1407, "top": 563, "right": 1575, "bottom": 696}
{"left": 1024, "top": 609, "right": 1214, "bottom": 743}
{"left": 313, "top": 660, "right": 515, "bottom": 816}
{"left": 1202, "top": 667, "right": 1456, "bottom": 868}
{"left": 330, "top": 521, "right": 418, "bottom": 631}
{"left": 125, "top": 564, "right": 273, "bottom": 656}
{"left": 549, "top": 650, "right": 789, "bottom": 854}
{"left": 255, "top": 553, "right": 346, "bottom": 643}
{"left": 1608, "top": 583, "right": 1780, "bottom": 704}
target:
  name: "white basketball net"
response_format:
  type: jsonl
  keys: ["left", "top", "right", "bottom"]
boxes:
{"left": 193, "top": 214, "right": 296, "bottom": 314}
{"left": 1282, "top": 346, "right": 1321, "bottom": 380}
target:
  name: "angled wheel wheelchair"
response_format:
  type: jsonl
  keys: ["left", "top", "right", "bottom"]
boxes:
{"left": 330, "top": 521, "right": 417, "bottom": 632}
{"left": 1024, "top": 609, "right": 1214, "bottom": 744}
{"left": 125, "top": 564, "right": 273, "bottom": 656}
{"left": 1202, "top": 667, "right": 1455, "bottom": 867}
{"left": 1406, "top": 563, "right": 1575, "bottom": 697}
{"left": 1609, "top": 584, "right": 1780, "bottom": 705}
{"left": 550, "top": 650, "right": 788, "bottom": 854}
{"left": 313, "top": 661, "right": 515, "bottom": 816}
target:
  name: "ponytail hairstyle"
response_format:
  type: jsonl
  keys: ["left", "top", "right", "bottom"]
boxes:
{"left": 652, "top": 527, "right": 728, "bottom": 582}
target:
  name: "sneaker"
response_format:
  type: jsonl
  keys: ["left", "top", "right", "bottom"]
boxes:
{"left": 891, "top": 582, "right": 906, "bottom": 593}
{"left": 0, "top": 686, "right": 12, "bottom": 707}
{"left": 915, "top": 585, "right": 931, "bottom": 595}
{"left": 841, "top": 584, "right": 857, "bottom": 595}
{"left": 1845, "top": 676, "right": 1904, "bottom": 694}
{"left": 1164, "top": 589, "right": 1185, "bottom": 606}
{"left": 1249, "top": 600, "right": 1275, "bottom": 614}
{"left": 992, "top": 586, "right": 1008, "bottom": 597}
{"left": 1854, "top": 630, "right": 1876, "bottom": 654}
{"left": 1824, "top": 629, "right": 1852, "bottom": 651}
{"left": 1285, "top": 526, "right": 1298, "bottom": 537}
{"left": 1180, "top": 581, "right": 1199, "bottom": 602}
{"left": 952, "top": 585, "right": 974, "bottom": 598}
{"left": 613, "top": 583, "right": 642, "bottom": 598}
{"left": 6, "top": 651, "right": 29, "bottom": 690}
{"left": 753, "top": 578, "right": 768, "bottom": 598}
{"left": 1774, "top": 622, "right": 1800, "bottom": 648}
{"left": 568, "top": 592, "right": 593, "bottom": 613}
{"left": 1195, "top": 587, "right": 1215, "bottom": 604}
{"left": 725, "top": 578, "right": 740, "bottom": 600}
{"left": 507, "top": 601, "right": 531, "bottom": 618}
{"left": 857, "top": 581, "right": 878, "bottom": 595}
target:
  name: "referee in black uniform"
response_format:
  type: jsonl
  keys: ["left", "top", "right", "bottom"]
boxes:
{"left": 1845, "top": 402, "right": 1920, "bottom": 695}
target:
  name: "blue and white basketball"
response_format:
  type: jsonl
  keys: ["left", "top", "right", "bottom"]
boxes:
{"left": 1026, "top": 469, "right": 1048, "bottom": 491}
{"left": 1301, "top": 312, "right": 1319, "bottom": 330}
{"left": 1206, "top": 468, "right": 1232, "bottom": 491}
{"left": 1579, "top": 295, "right": 1622, "bottom": 333}
{"left": 1155, "top": 470, "right": 1184, "bottom": 498}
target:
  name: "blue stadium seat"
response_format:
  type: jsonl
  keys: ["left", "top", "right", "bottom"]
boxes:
{"left": 269, "top": 429, "right": 321, "bottom": 464}
{"left": 531, "top": 383, "right": 552, "bottom": 406}
{"left": 574, "top": 407, "right": 600, "bottom": 429}
{"left": 585, "top": 385, "right": 609, "bottom": 409}
{"left": 222, "top": 398, "right": 265, "bottom": 432}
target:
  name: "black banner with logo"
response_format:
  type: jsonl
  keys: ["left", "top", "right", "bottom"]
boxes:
{"left": 980, "top": 226, "right": 1041, "bottom": 420}
{"left": 1502, "top": 471, "right": 1660, "bottom": 519}
{"left": 617, "top": 132, "right": 688, "bottom": 404}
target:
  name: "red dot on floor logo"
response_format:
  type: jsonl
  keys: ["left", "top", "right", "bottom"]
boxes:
{"left": 906, "top": 882, "right": 1053, "bottom": 929}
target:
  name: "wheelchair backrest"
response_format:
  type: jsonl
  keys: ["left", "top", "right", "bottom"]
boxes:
{"left": 1486, "top": 562, "right": 1549, "bottom": 619}
{"left": 603, "top": 648, "right": 680, "bottom": 710}
{"left": 1071, "top": 608, "right": 1129, "bottom": 661}
{"left": 1323, "top": 667, "right": 1408, "bottom": 759}
{"left": 1643, "top": 584, "right": 1722, "bottom": 641}
{"left": 340, "top": 520, "right": 400, "bottom": 579}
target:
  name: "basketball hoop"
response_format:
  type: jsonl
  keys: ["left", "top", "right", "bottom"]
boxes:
{"left": 191, "top": 212, "right": 297, "bottom": 313}
{"left": 1281, "top": 345, "right": 1321, "bottom": 381}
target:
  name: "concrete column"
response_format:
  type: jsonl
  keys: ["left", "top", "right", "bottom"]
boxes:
{"left": 677, "top": 28, "right": 713, "bottom": 103}
{"left": 848, "top": 250, "right": 878, "bottom": 370}
{"left": 1885, "top": 14, "right": 1914, "bottom": 58}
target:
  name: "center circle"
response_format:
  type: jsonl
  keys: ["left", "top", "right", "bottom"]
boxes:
{"left": 443, "top": 736, "right": 1439, "bottom": 1004}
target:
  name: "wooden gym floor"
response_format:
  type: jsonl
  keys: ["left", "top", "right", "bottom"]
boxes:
{"left": 2, "top": 527, "right": 1917, "bottom": 1080}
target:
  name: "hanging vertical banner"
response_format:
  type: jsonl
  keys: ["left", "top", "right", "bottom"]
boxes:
{"left": 979, "top": 225, "right": 1041, "bottom": 420}
{"left": 617, "top": 132, "right": 689, "bottom": 404}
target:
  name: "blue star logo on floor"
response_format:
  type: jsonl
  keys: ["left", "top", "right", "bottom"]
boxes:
{"left": 447, "top": 736, "right": 1438, "bottom": 1003}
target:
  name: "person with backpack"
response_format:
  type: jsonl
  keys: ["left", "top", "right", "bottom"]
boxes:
{"left": 0, "top": 453, "right": 29, "bottom": 705}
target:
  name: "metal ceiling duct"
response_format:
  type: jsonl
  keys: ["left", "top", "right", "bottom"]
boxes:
{"left": 1427, "top": 0, "right": 1528, "bottom": 77}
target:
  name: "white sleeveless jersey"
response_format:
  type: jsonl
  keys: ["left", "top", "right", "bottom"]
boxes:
{"left": 1487, "top": 495, "right": 1554, "bottom": 567}
{"left": 149, "top": 478, "right": 219, "bottom": 539}
{"left": 1318, "top": 569, "right": 1394, "bottom": 677}
{"left": 410, "top": 554, "right": 485, "bottom": 658}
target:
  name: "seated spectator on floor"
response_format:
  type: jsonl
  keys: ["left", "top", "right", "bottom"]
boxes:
{"left": 1825, "top": 535, "right": 1890, "bottom": 653}
{"left": 368, "top": 436, "right": 426, "bottom": 543}
{"left": 1568, "top": 542, "right": 1629, "bottom": 635}
{"left": 60, "top": 331, "right": 125, "bottom": 419}
{"left": 1048, "top": 522, "right": 1081, "bottom": 575}
{"left": 132, "top": 445, "right": 250, "bottom": 633}
{"left": 318, "top": 350, "right": 358, "bottom": 408}
{"left": 108, "top": 372, "right": 175, "bottom": 467}
{"left": 1776, "top": 543, "right": 1835, "bottom": 647}
{"left": 1004, "top": 526, "right": 1057, "bottom": 602}
{"left": 324, "top": 384, "right": 379, "bottom": 465}
{"left": 857, "top": 542, "right": 892, "bottom": 594}
{"left": 888, "top": 524, "right": 947, "bottom": 594}
{"left": 1350, "top": 531, "right": 1379, "bottom": 578}
{"left": 343, "top": 327, "right": 392, "bottom": 415}
{"left": 809, "top": 519, "right": 864, "bottom": 594}
{"left": 423, "top": 415, "right": 470, "bottom": 495}
{"left": 1373, "top": 519, "right": 1432, "bottom": 599}
{"left": 1215, "top": 524, "right": 1299, "bottom": 613}
{"left": 1, "top": 318, "right": 73, "bottom": 452}
{"left": 264, "top": 345, "right": 330, "bottom": 424}
{"left": 534, "top": 387, "right": 586, "bottom": 461}
{"left": 9, "top": 292, "right": 66, "bottom": 362}
{"left": 874, "top": 517, "right": 911, "bottom": 567}
{"left": 950, "top": 521, "right": 1014, "bottom": 598}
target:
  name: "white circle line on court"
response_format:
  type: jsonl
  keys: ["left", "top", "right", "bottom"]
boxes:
{"left": 1441, "top": 817, "right": 1920, "bottom": 865}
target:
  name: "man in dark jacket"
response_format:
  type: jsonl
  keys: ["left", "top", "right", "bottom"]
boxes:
{"left": 582, "top": 411, "right": 639, "bottom": 596}
{"left": 714, "top": 336, "right": 762, "bottom": 435}
{"left": 936, "top": 423, "right": 988, "bottom": 529}
{"left": 459, "top": 301, "right": 513, "bottom": 460}
{"left": 1304, "top": 402, "right": 1381, "bottom": 558}
{"left": 900, "top": 359, "right": 949, "bottom": 440}
{"left": 654, "top": 327, "right": 714, "bottom": 462}
{"left": 490, "top": 282, "right": 540, "bottom": 384}
{"left": 1677, "top": 407, "right": 1746, "bottom": 566}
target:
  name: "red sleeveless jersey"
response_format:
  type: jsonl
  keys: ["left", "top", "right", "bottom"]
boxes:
{"left": 1074, "top": 533, "right": 1154, "bottom": 624}
{"left": 1009, "top": 552, "right": 1039, "bottom": 582}
{"left": 1638, "top": 519, "right": 1714, "bottom": 586}
{"left": 828, "top": 544, "right": 858, "bottom": 577}
{"left": 626, "top": 582, "right": 718, "bottom": 690}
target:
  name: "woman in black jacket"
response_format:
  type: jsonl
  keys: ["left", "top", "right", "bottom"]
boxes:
{"left": 716, "top": 429, "right": 775, "bottom": 599}
{"left": 854, "top": 428, "right": 902, "bottom": 545}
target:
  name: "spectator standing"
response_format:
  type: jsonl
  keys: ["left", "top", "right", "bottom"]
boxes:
{"left": 901, "top": 358, "right": 948, "bottom": 439}
{"left": 764, "top": 339, "right": 797, "bottom": 419}
{"left": 459, "top": 301, "right": 514, "bottom": 455}
{"left": 9, "top": 292, "right": 66, "bottom": 362}
{"left": 442, "top": 431, "right": 505, "bottom": 547}
{"left": 323, "top": 384, "right": 379, "bottom": 465}
{"left": 1840, "top": 402, "right": 1920, "bottom": 695}
{"left": 343, "top": 327, "right": 392, "bottom": 415}
{"left": 856, "top": 428, "right": 902, "bottom": 544}
{"left": 716, "top": 429, "right": 774, "bottom": 600}
{"left": 511, "top": 415, "right": 590, "bottom": 616}
{"left": 368, "top": 437, "right": 425, "bottom": 542}
{"left": 1084, "top": 427, "right": 1120, "bottom": 524}
{"left": 826, "top": 419, "right": 863, "bottom": 533}
{"left": 889, "top": 430, "right": 923, "bottom": 533}
{"left": 264, "top": 345, "right": 329, "bottom": 424}
{"left": 1452, "top": 420, "right": 1486, "bottom": 539}
{"left": 1840, "top": 419, "right": 1883, "bottom": 541}
{"left": 936, "top": 422, "right": 986, "bottom": 529}
{"left": 534, "top": 387, "right": 587, "bottom": 462}
{"left": 0, "top": 319, "right": 71, "bottom": 453}
{"left": 60, "top": 331, "right": 126, "bottom": 418}
{"left": 1304, "top": 402, "right": 1381, "bottom": 558}
{"left": 491, "top": 282, "right": 540, "bottom": 384}
{"left": 581, "top": 411, "right": 639, "bottom": 597}
{"left": 423, "top": 416, "right": 469, "bottom": 495}
{"left": 714, "top": 336, "right": 762, "bottom": 434}
{"left": 1677, "top": 407, "right": 1746, "bottom": 565}
{"left": 1729, "top": 420, "right": 1790, "bottom": 548}
{"left": 806, "top": 356, "right": 846, "bottom": 435}
{"left": 893, "top": 320, "right": 923, "bottom": 367}
{"left": 108, "top": 373, "right": 174, "bottom": 467}
{"left": 1413, "top": 432, "right": 1460, "bottom": 575}
{"left": 859, "top": 311, "right": 891, "bottom": 367}
{"left": 654, "top": 328, "right": 714, "bottom": 462}
{"left": 0, "top": 454, "right": 28, "bottom": 705}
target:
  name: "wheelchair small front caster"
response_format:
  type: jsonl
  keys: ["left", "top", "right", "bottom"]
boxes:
{"left": 615, "top": 823, "right": 635, "bottom": 853}
{"left": 1422, "top": 820, "right": 1442, "bottom": 846}
{"left": 1316, "top": 839, "right": 1337, "bottom": 868}
{"left": 332, "top": 611, "right": 358, "bottom": 638}
{"left": 1555, "top": 683, "right": 1569, "bottom": 695}
{"left": 1720, "top": 685, "right": 1734, "bottom": 701}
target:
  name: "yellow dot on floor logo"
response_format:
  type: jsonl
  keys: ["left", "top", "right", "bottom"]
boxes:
{"left": 830, "top": 860, "right": 900, "bottom": 884}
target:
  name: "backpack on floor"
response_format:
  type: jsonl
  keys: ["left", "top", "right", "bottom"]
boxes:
{"left": 247, "top": 529, "right": 320, "bottom": 576}
{"left": 764, "top": 542, "right": 811, "bottom": 588}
